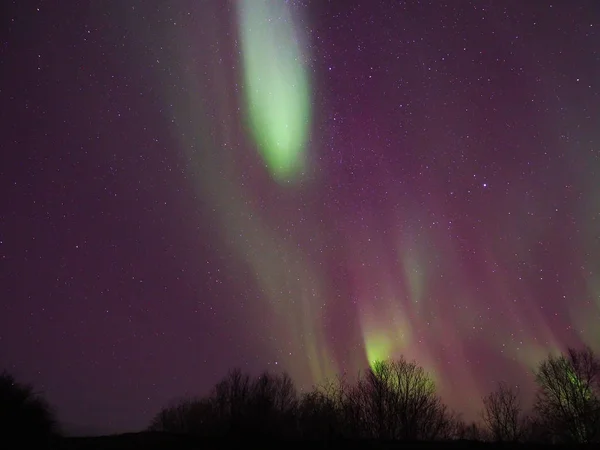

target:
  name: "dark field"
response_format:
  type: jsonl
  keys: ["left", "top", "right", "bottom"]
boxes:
{"left": 55, "top": 434, "right": 597, "bottom": 450}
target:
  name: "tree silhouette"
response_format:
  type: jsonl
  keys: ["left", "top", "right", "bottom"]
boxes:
{"left": 297, "top": 389, "right": 339, "bottom": 439}
{"left": 533, "top": 346, "right": 600, "bottom": 443}
{"left": 148, "top": 357, "right": 574, "bottom": 442}
{"left": 210, "top": 368, "right": 252, "bottom": 435}
{"left": 455, "top": 419, "right": 484, "bottom": 441}
{"left": 481, "top": 381, "right": 528, "bottom": 442}
{"left": 351, "top": 358, "right": 455, "bottom": 440}
{"left": 297, "top": 374, "right": 362, "bottom": 439}
{"left": 148, "top": 397, "right": 214, "bottom": 434}
{"left": 212, "top": 369, "right": 298, "bottom": 437}
{"left": 239, "top": 370, "right": 298, "bottom": 437}
{"left": 0, "top": 371, "right": 58, "bottom": 446}
{"left": 149, "top": 369, "right": 298, "bottom": 438}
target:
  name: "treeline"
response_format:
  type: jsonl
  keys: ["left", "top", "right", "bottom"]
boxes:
{"left": 1, "top": 346, "right": 599, "bottom": 446}
{"left": 149, "top": 347, "right": 600, "bottom": 444}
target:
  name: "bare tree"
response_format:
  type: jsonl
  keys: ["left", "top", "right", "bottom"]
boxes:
{"left": 0, "top": 371, "right": 59, "bottom": 445}
{"left": 481, "top": 381, "right": 528, "bottom": 442}
{"left": 209, "top": 369, "right": 299, "bottom": 437}
{"left": 353, "top": 358, "right": 453, "bottom": 440}
{"left": 298, "top": 389, "right": 337, "bottom": 438}
{"left": 319, "top": 374, "right": 364, "bottom": 439}
{"left": 148, "top": 399, "right": 188, "bottom": 433}
{"left": 148, "top": 397, "right": 214, "bottom": 434}
{"left": 522, "top": 416, "right": 553, "bottom": 444}
{"left": 534, "top": 346, "right": 600, "bottom": 443}
{"left": 244, "top": 371, "right": 298, "bottom": 436}
{"left": 149, "top": 369, "right": 299, "bottom": 437}
{"left": 455, "top": 420, "right": 484, "bottom": 441}
{"left": 211, "top": 368, "right": 252, "bottom": 433}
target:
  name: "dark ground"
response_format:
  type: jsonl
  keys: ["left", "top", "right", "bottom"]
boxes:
{"left": 53, "top": 433, "right": 597, "bottom": 450}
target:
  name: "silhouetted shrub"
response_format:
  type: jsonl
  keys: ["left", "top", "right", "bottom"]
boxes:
{"left": 0, "top": 371, "right": 58, "bottom": 447}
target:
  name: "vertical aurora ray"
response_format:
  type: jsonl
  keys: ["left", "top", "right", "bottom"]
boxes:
{"left": 404, "top": 255, "right": 424, "bottom": 305}
{"left": 237, "top": 0, "right": 311, "bottom": 183}
{"left": 349, "top": 226, "right": 416, "bottom": 370}
{"left": 360, "top": 284, "right": 413, "bottom": 369}
{"left": 143, "top": 1, "right": 336, "bottom": 385}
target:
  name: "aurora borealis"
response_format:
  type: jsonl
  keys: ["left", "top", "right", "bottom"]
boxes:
{"left": 1, "top": 0, "right": 599, "bottom": 434}
{"left": 238, "top": 0, "right": 312, "bottom": 182}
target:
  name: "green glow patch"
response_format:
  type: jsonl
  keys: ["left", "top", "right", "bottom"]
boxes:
{"left": 364, "top": 331, "right": 393, "bottom": 368}
{"left": 361, "top": 303, "right": 412, "bottom": 371}
{"left": 237, "top": 0, "right": 311, "bottom": 183}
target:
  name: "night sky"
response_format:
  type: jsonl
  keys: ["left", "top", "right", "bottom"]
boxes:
{"left": 1, "top": 0, "right": 599, "bottom": 435}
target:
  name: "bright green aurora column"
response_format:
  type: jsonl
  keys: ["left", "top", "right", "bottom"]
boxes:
{"left": 237, "top": 0, "right": 311, "bottom": 183}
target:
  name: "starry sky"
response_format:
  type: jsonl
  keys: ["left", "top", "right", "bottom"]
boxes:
{"left": 1, "top": 0, "right": 599, "bottom": 435}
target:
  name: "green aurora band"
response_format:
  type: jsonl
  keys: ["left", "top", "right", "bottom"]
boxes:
{"left": 237, "top": 0, "right": 311, "bottom": 183}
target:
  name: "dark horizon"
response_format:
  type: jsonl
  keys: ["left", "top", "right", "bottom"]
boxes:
{"left": 1, "top": 0, "right": 599, "bottom": 433}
